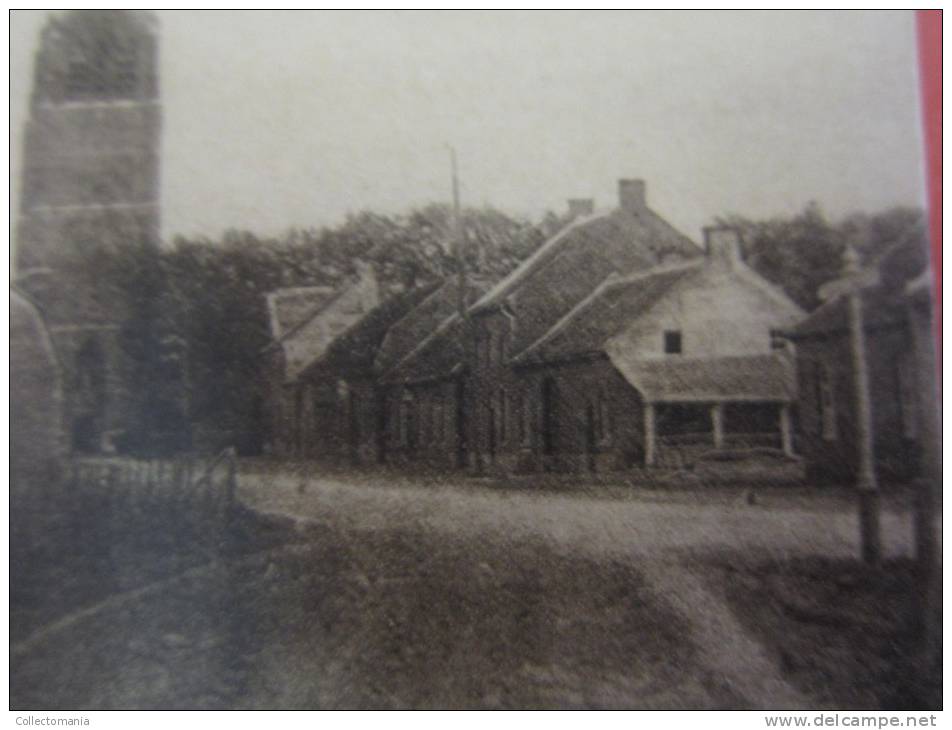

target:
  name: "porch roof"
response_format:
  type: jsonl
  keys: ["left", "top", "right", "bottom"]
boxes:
{"left": 607, "top": 352, "right": 795, "bottom": 404}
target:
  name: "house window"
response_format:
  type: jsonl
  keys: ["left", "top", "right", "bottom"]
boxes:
{"left": 419, "top": 398, "right": 428, "bottom": 445}
{"left": 434, "top": 400, "right": 444, "bottom": 442}
{"left": 445, "top": 386, "right": 456, "bottom": 442}
{"left": 496, "top": 389, "right": 507, "bottom": 443}
{"left": 541, "top": 377, "right": 558, "bottom": 455}
{"left": 818, "top": 362, "right": 837, "bottom": 441}
{"left": 898, "top": 353, "right": 918, "bottom": 439}
{"left": 595, "top": 390, "right": 613, "bottom": 443}
{"left": 518, "top": 393, "right": 531, "bottom": 446}
{"left": 400, "top": 391, "right": 416, "bottom": 449}
{"left": 664, "top": 330, "right": 682, "bottom": 355}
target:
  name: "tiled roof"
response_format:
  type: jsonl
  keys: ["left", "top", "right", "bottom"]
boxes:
{"left": 265, "top": 286, "right": 335, "bottom": 341}
{"left": 375, "top": 277, "right": 488, "bottom": 376}
{"left": 298, "top": 281, "right": 441, "bottom": 380}
{"left": 607, "top": 352, "right": 796, "bottom": 403}
{"left": 386, "top": 314, "right": 469, "bottom": 384}
{"left": 516, "top": 262, "right": 699, "bottom": 363}
{"left": 472, "top": 206, "right": 700, "bottom": 358}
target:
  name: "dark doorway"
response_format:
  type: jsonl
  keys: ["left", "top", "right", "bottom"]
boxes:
{"left": 375, "top": 387, "right": 388, "bottom": 464}
{"left": 455, "top": 378, "right": 467, "bottom": 469}
{"left": 585, "top": 403, "right": 597, "bottom": 472}
{"left": 541, "top": 377, "right": 558, "bottom": 457}
{"left": 402, "top": 392, "right": 416, "bottom": 453}
{"left": 486, "top": 402, "right": 496, "bottom": 464}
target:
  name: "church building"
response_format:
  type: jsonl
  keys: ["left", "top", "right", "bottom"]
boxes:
{"left": 14, "top": 10, "right": 161, "bottom": 454}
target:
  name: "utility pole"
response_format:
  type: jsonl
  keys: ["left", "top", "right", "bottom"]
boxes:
{"left": 820, "top": 244, "right": 881, "bottom": 564}
{"left": 448, "top": 146, "right": 466, "bottom": 320}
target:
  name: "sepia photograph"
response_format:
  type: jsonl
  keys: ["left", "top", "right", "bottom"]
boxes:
{"left": 9, "top": 9, "right": 941, "bottom": 713}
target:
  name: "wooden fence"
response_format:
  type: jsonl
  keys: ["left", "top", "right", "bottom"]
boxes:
{"left": 69, "top": 447, "right": 239, "bottom": 555}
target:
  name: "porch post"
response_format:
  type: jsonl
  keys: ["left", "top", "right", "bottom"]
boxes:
{"left": 644, "top": 402, "right": 656, "bottom": 467}
{"left": 710, "top": 403, "right": 724, "bottom": 449}
{"left": 780, "top": 403, "right": 795, "bottom": 456}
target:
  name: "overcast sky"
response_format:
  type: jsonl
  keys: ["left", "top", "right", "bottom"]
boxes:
{"left": 11, "top": 10, "right": 927, "bottom": 244}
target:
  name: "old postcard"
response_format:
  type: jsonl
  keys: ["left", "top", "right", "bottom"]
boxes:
{"left": 9, "top": 10, "right": 941, "bottom": 713}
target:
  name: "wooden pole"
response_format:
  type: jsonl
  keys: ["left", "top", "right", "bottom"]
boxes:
{"left": 449, "top": 146, "right": 466, "bottom": 320}
{"left": 780, "top": 403, "right": 794, "bottom": 457}
{"left": 644, "top": 403, "right": 657, "bottom": 467}
{"left": 711, "top": 403, "right": 724, "bottom": 450}
{"left": 844, "top": 246, "right": 881, "bottom": 565}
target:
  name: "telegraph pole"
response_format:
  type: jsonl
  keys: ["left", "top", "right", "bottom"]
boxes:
{"left": 448, "top": 146, "right": 466, "bottom": 320}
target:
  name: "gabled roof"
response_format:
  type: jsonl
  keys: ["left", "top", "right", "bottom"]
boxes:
{"left": 297, "top": 281, "right": 441, "bottom": 380}
{"left": 265, "top": 286, "right": 335, "bottom": 342}
{"left": 516, "top": 261, "right": 700, "bottom": 364}
{"left": 385, "top": 314, "right": 469, "bottom": 384}
{"left": 470, "top": 206, "right": 700, "bottom": 358}
{"left": 376, "top": 277, "right": 488, "bottom": 377}
{"left": 607, "top": 352, "right": 796, "bottom": 403}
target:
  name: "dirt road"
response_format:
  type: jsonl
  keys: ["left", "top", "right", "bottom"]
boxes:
{"left": 12, "top": 469, "right": 917, "bottom": 709}
{"left": 238, "top": 468, "right": 915, "bottom": 564}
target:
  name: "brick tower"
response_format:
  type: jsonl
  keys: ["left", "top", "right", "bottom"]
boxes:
{"left": 15, "top": 10, "right": 161, "bottom": 453}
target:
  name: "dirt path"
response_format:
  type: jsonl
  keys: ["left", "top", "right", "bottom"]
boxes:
{"left": 238, "top": 470, "right": 914, "bottom": 563}
{"left": 12, "top": 470, "right": 916, "bottom": 709}
{"left": 238, "top": 470, "right": 914, "bottom": 708}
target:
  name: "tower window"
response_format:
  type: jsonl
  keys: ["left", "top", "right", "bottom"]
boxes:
{"left": 664, "top": 330, "right": 682, "bottom": 355}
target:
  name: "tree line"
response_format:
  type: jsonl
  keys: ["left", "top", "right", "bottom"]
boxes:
{"left": 94, "top": 202, "right": 926, "bottom": 456}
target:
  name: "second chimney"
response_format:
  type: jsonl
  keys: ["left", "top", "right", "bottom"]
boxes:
{"left": 703, "top": 226, "right": 743, "bottom": 270}
{"left": 567, "top": 198, "right": 594, "bottom": 219}
{"left": 618, "top": 179, "right": 647, "bottom": 213}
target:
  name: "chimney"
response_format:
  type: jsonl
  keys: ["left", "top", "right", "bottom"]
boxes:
{"left": 618, "top": 179, "right": 647, "bottom": 213}
{"left": 703, "top": 226, "right": 743, "bottom": 269}
{"left": 567, "top": 198, "right": 594, "bottom": 219}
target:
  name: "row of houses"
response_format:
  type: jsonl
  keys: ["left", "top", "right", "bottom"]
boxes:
{"left": 262, "top": 178, "right": 938, "bottom": 484}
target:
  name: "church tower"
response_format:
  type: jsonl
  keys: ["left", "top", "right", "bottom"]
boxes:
{"left": 15, "top": 10, "right": 161, "bottom": 453}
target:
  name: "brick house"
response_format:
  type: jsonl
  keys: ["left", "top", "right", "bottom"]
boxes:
{"left": 384, "top": 179, "right": 716, "bottom": 473}
{"left": 272, "top": 179, "right": 805, "bottom": 476}
{"left": 788, "top": 232, "right": 935, "bottom": 484}
{"left": 293, "top": 281, "right": 441, "bottom": 465}
{"left": 262, "top": 263, "right": 379, "bottom": 455}
{"left": 376, "top": 278, "right": 489, "bottom": 470}
{"left": 512, "top": 227, "right": 804, "bottom": 471}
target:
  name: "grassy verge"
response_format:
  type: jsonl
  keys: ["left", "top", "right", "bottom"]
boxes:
{"left": 703, "top": 554, "right": 941, "bottom": 710}
{"left": 12, "top": 518, "right": 740, "bottom": 709}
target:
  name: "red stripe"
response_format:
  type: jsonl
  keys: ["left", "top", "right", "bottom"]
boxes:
{"left": 916, "top": 10, "right": 942, "bottom": 368}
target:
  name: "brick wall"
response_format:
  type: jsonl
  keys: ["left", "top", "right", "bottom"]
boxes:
{"left": 796, "top": 324, "right": 920, "bottom": 484}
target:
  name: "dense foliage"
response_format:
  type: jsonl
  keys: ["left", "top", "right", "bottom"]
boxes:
{"left": 98, "top": 202, "right": 926, "bottom": 455}
{"left": 717, "top": 203, "right": 926, "bottom": 310}
{"left": 122, "top": 205, "right": 563, "bottom": 453}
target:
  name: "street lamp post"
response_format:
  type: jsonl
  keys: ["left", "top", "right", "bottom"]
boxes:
{"left": 820, "top": 245, "right": 881, "bottom": 565}
{"left": 844, "top": 247, "right": 881, "bottom": 565}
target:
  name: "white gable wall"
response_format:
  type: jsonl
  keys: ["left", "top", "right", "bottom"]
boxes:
{"left": 608, "top": 264, "right": 803, "bottom": 360}
{"left": 282, "top": 269, "right": 380, "bottom": 379}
